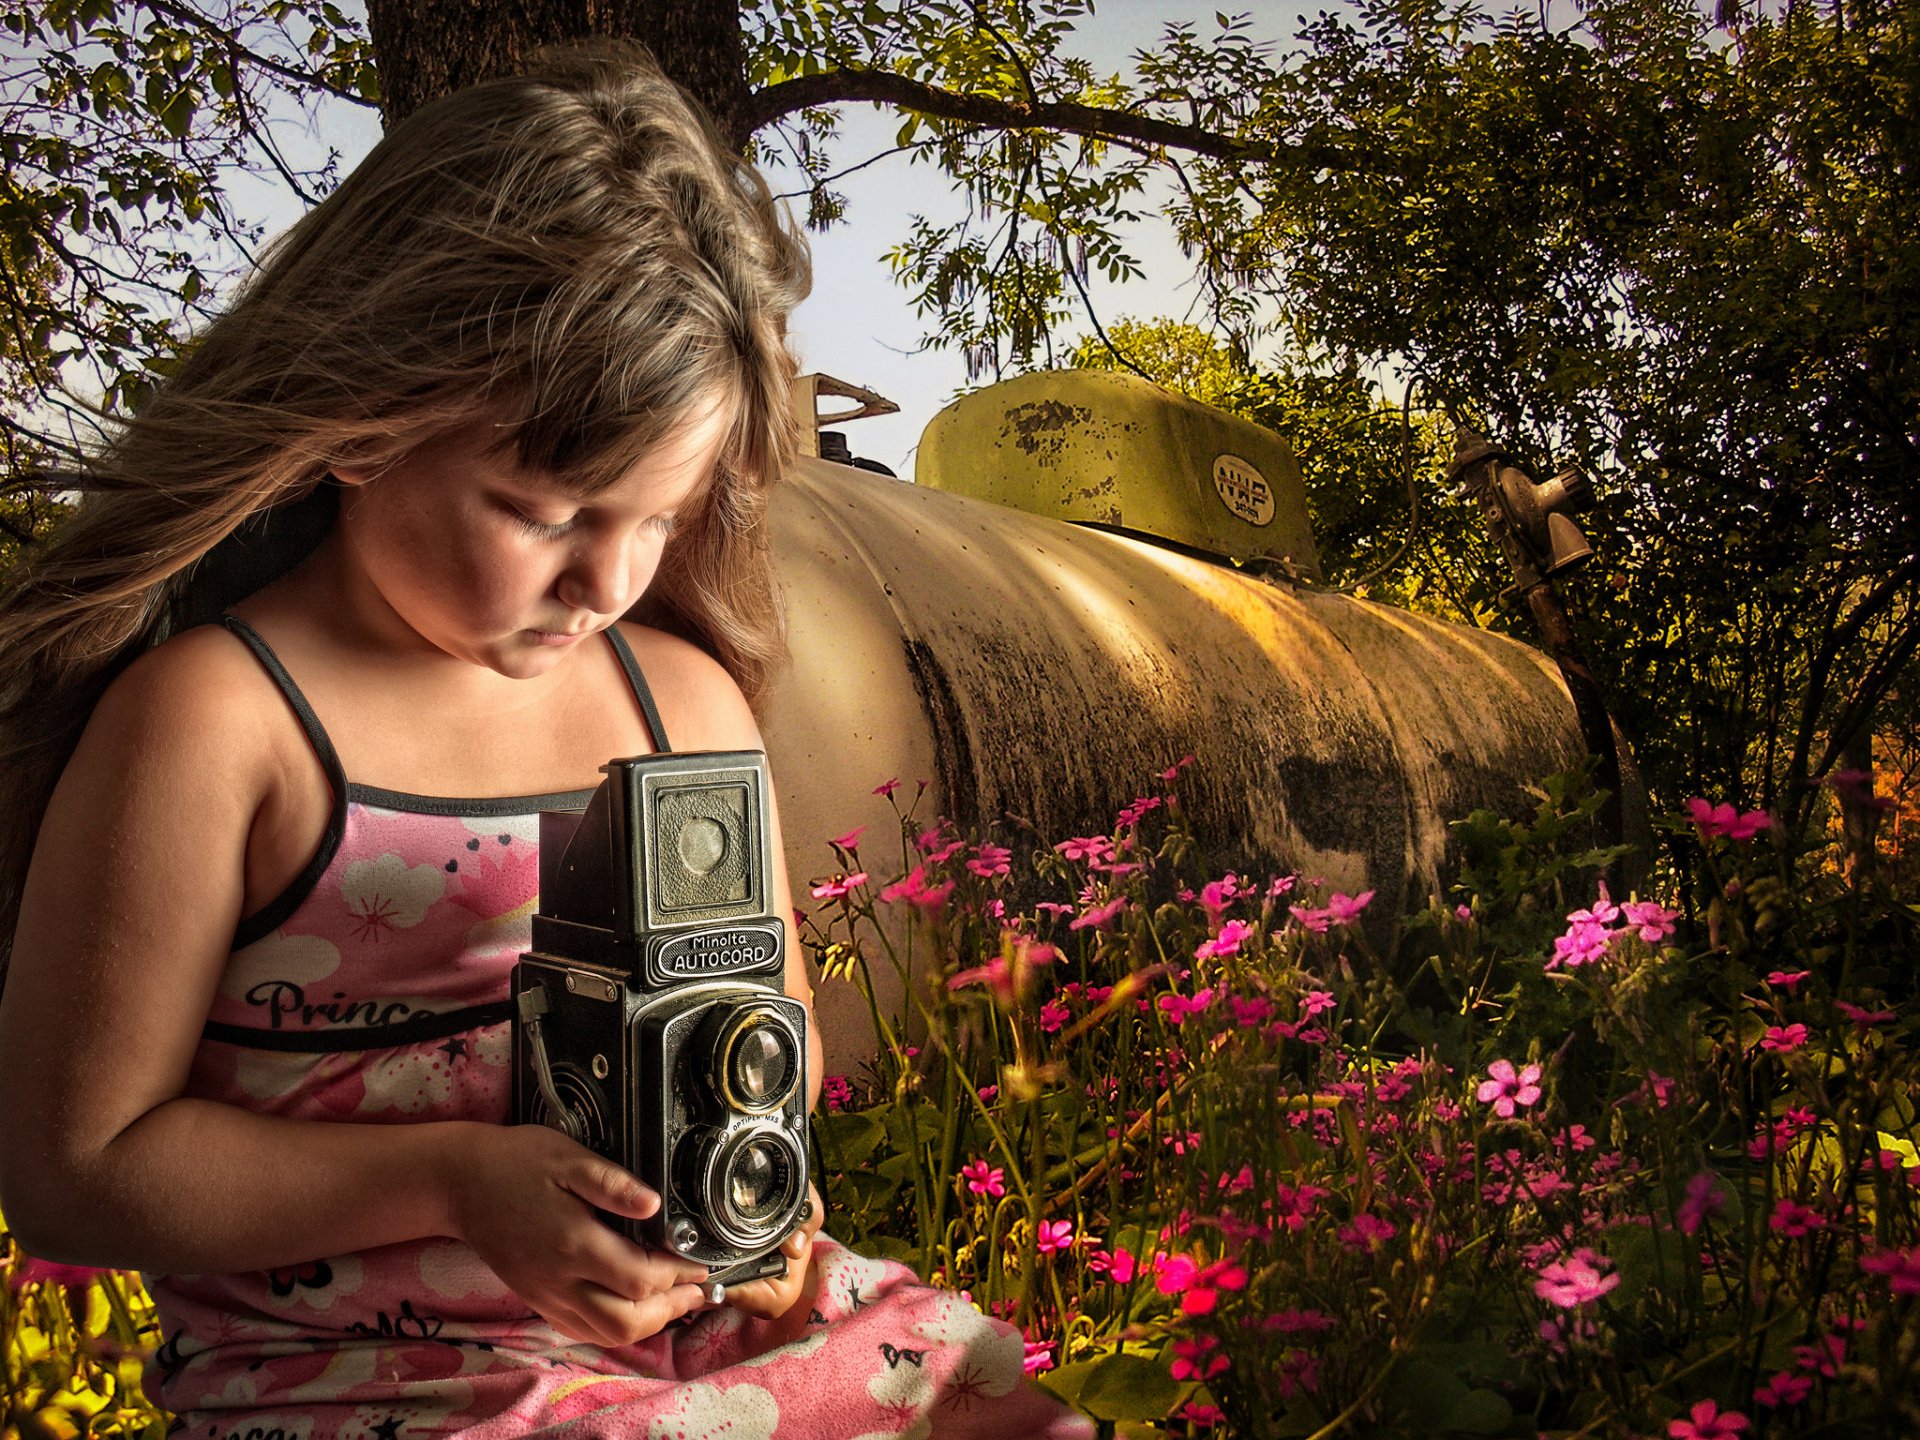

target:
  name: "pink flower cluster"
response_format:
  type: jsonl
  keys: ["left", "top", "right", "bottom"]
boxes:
{"left": 1546, "top": 891, "right": 1680, "bottom": 970}
{"left": 1686, "top": 797, "right": 1772, "bottom": 841}
{"left": 1532, "top": 1248, "right": 1620, "bottom": 1308}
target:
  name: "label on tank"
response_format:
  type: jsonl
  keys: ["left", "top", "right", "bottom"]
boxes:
{"left": 1212, "top": 454, "right": 1274, "bottom": 526}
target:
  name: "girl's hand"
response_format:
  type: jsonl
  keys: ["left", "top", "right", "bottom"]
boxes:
{"left": 445, "top": 1122, "right": 711, "bottom": 1347}
{"left": 721, "top": 1182, "right": 825, "bottom": 1330}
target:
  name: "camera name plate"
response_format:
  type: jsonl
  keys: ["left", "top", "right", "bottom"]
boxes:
{"left": 645, "top": 922, "right": 783, "bottom": 989}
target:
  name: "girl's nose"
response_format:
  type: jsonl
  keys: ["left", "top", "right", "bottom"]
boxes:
{"left": 557, "top": 533, "right": 651, "bottom": 616}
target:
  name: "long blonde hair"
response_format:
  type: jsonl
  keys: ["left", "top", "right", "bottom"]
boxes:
{"left": 0, "top": 41, "right": 810, "bottom": 975}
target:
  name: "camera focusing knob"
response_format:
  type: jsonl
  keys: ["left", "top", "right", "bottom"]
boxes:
{"left": 673, "top": 1222, "right": 701, "bottom": 1252}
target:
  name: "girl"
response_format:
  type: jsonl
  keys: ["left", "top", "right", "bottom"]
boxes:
{"left": 0, "top": 42, "right": 1089, "bottom": 1440}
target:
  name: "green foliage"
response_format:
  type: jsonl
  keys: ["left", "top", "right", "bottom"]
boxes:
{"left": 0, "top": 0, "right": 376, "bottom": 452}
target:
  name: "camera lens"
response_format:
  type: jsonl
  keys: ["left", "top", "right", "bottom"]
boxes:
{"left": 712, "top": 1006, "right": 801, "bottom": 1114}
{"left": 732, "top": 1025, "right": 792, "bottom": 1106}
{"left": 728, "top": 1137, "right": 791, "bottom": 1222}
{"left": 678, "top": 1122, "right": 805, "bottom": 1251}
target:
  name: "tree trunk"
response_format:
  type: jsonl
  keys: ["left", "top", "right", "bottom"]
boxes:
{"left": 363, "top": 0, "right": 753, "bottom": 146}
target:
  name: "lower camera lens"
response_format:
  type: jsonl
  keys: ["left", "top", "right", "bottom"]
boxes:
{"left": 727, "top": 1136, "right": 792, "bottom": 1222}
{"left": 677, "top": 1122, "right": 805, "bottom": 1251}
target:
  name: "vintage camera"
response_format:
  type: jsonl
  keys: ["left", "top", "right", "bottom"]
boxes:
{"left": 511, "top": 751, "right": 809, "bottom": 1289}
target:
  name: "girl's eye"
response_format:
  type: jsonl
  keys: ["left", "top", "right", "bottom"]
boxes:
{"left": 508, "top": 509, "right": 574, "bottom": 539}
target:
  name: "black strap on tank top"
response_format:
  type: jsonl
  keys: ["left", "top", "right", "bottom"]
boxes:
{"left": 605, "top": 623, "right": 671, "bottom": 752}
{"left": 220, "top": 615, "right": 351, "bottom": 949}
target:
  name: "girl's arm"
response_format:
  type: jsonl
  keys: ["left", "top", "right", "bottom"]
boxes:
{"left": 0, "top": 632, "right": 709, "bottom": 1345}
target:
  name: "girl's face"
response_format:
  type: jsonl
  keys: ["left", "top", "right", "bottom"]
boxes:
{"left": 332, "top": 403, "right": 730, "bottom": 680}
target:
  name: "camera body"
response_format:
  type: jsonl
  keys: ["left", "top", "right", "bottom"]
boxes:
{"left": 511, "top": 751, "right": 809, "bottom": 1289}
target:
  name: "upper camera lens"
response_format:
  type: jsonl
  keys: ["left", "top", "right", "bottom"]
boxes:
{"left": 714, "top": 1007, "right": 800, "bottom": 1113}
{"left": 732, "top": 1025, "right": 792, "bottom": 1105}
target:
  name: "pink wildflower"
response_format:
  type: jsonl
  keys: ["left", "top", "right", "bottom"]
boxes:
{"left": 1299, "top": 990, "right": 1337, "bottom": 1019}
{"left": 1158, "top": 988, "right": 1216, "bottom": 1024}
{"left": 1195, "top": 918, "right": 1254, "bottom": 960}
{"left": 1022, "top": 1340, "right": 1053, "bottom": 1375}
{"left": 1752, "top": 1372, "right": 1812, "bottom": 1409}
{"left": 1288, "top": 902, "right": 1332, "bottom": 933}
{"left": 1035, "top": 1220, "right": 1074, "bottom": 1255}
{"left": 1116, "top": 795, "right": 1163, "bottom": 828}
{"left": 1668, "top": 1399, "right": 1749, "bottom": 1439}
{"left": 1533, "top": 1248, "right": 1621, "bottom": 1308}
{"left": 1677, "top": 1171, "right": 1727, "bottom": 1234}
{"left": 879, "top": 865, "right": 954, "bottom": 913}
{"left": 960, "top": 1160, "right": 1005, "bottom": 1198}
{"left": 1837, "top": 1000, "right": 1897, "bottom": 1029}
{"left": 1861, "top": 1245, "right": 1920, "bottom": 1295}
{"left": 1198, "top": 875, "right": 1241, "bottom": 920}
{"left": 1179, "top": 1402, "right": 1225, "bottom": 1429}
{"left": 1768, "top": 1199, "right": 1822, "bottom": 1237}
{"left": 1088, "top": 1246, "right": 1137, "bottom": 1283}
{"left": 1765, "top": 969, "right": 1810, "bottom": 990}
{"left": 1325, "top": 890, "right": 1374, "bottom": 924}
{"left": 1568, "top": 894, "right": 1621, "bottom": 927}
{"left": 1549, "top": 916, "right": 1613, "bottom": 970}
{"left": 1069, "top": 894, "right": 1127, "bottom": 931}
{"left": 1170, "top": 1334, "right": 1229, "bottom": 1382}
{"left": 1686, "top": 797, "right": 1773, "bottom": 841}
{"left": 829, "top": 824, "right": 867, "bottom": 851}
{"left": 966, "top": 844, "right": 1012, "bottom": 879}
{"left": 822, "top": 1074, "right": 853, "bottom": 1112}
{"left": 1055, "top": 834, "right": 1113, "bottom": 864}
{"left": 809, "top": 872, "right": 867, "bottom": 901}
{"left": 1271, "top": 1183, "right": 1329, "bottom": 1231}
{"left": 1338, "top": 1214, "right": 1397, "bottom": 1251}
{"left": 1229, "top": 995, "right": 1274, "bottom": 1028}
{"left": 1621, "top": 898, "right": 1679, "bottom": 943}
{"left": 1475, "top": 1059, "right": 1544, "bottom": 1118}
{"left": 1038, "top": 998, "right": 1070, "bottom": 1034}
{"left": 1759, "top": 1023, "right": 1808, "bottom": 1055}
{"left": 1794, "top": 1333, "right": 1846, "bottom": 1377}
{"left": 873, "top": 777, "right": 901, "bottom": 797}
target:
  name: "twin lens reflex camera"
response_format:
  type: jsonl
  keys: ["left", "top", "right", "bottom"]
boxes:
{"left": 511, "top": 752, "right": 809, "bottom": 1289}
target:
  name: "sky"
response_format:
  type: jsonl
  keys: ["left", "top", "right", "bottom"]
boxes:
{"left": 287, "top": 2, "right": 1305, "bottom": 478}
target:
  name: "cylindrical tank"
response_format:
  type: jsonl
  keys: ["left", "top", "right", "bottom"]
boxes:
{"left": 760, "top": 373, "right": 1585, "bottom": 1069}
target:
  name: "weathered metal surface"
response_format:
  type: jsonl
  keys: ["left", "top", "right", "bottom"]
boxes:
{"left": 914, "top": 369, "right": 1324, "bottom": 579}
{"left": 760, "top": 456, "right": 1583, "bottom": 1069}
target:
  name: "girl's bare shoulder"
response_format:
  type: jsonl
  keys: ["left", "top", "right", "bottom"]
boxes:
{"left": 613, "top": 622, "right": 761, "bottom": 753}
{"left": 82, "top": 623, "right": 296, "bottom": 792}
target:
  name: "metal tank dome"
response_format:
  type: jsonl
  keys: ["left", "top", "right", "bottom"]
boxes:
{"left": 759, "top": 371, "right": 1584, "bottom": 1068}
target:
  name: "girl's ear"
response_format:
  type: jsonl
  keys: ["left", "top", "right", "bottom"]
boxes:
{"left": 330, "top": 465, "right": 376, "bottom": 488}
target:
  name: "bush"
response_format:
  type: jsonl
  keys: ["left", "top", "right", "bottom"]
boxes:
{"left": 803, "top": 764, "right": 1920, "bottom": 1437}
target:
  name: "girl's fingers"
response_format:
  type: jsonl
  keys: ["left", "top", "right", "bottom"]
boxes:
{"left": 559, "top": 1155, "right": 662, "bottom": 1222}
{"left": 569, "top": 1280, "right": 711, "bottom": 1344}
{"left": 570, "top": 1226, "right": 709, "bottom": 1303}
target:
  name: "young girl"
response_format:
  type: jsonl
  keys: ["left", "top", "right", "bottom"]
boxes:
{"left": 0, "top": 42, "right": 1089, "bottom": 1440}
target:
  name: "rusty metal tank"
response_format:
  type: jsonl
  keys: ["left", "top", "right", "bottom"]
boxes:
{"left": 759, "top": 370, "right": 1584, "bottom": 1067}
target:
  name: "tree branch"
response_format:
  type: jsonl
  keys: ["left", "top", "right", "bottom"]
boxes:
{"left": 742, "top": 68, "right": 1355, "bottom": 173}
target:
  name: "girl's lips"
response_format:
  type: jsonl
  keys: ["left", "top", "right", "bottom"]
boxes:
{"left": 528, "top": 628, "right": 591, "bottom": 646}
